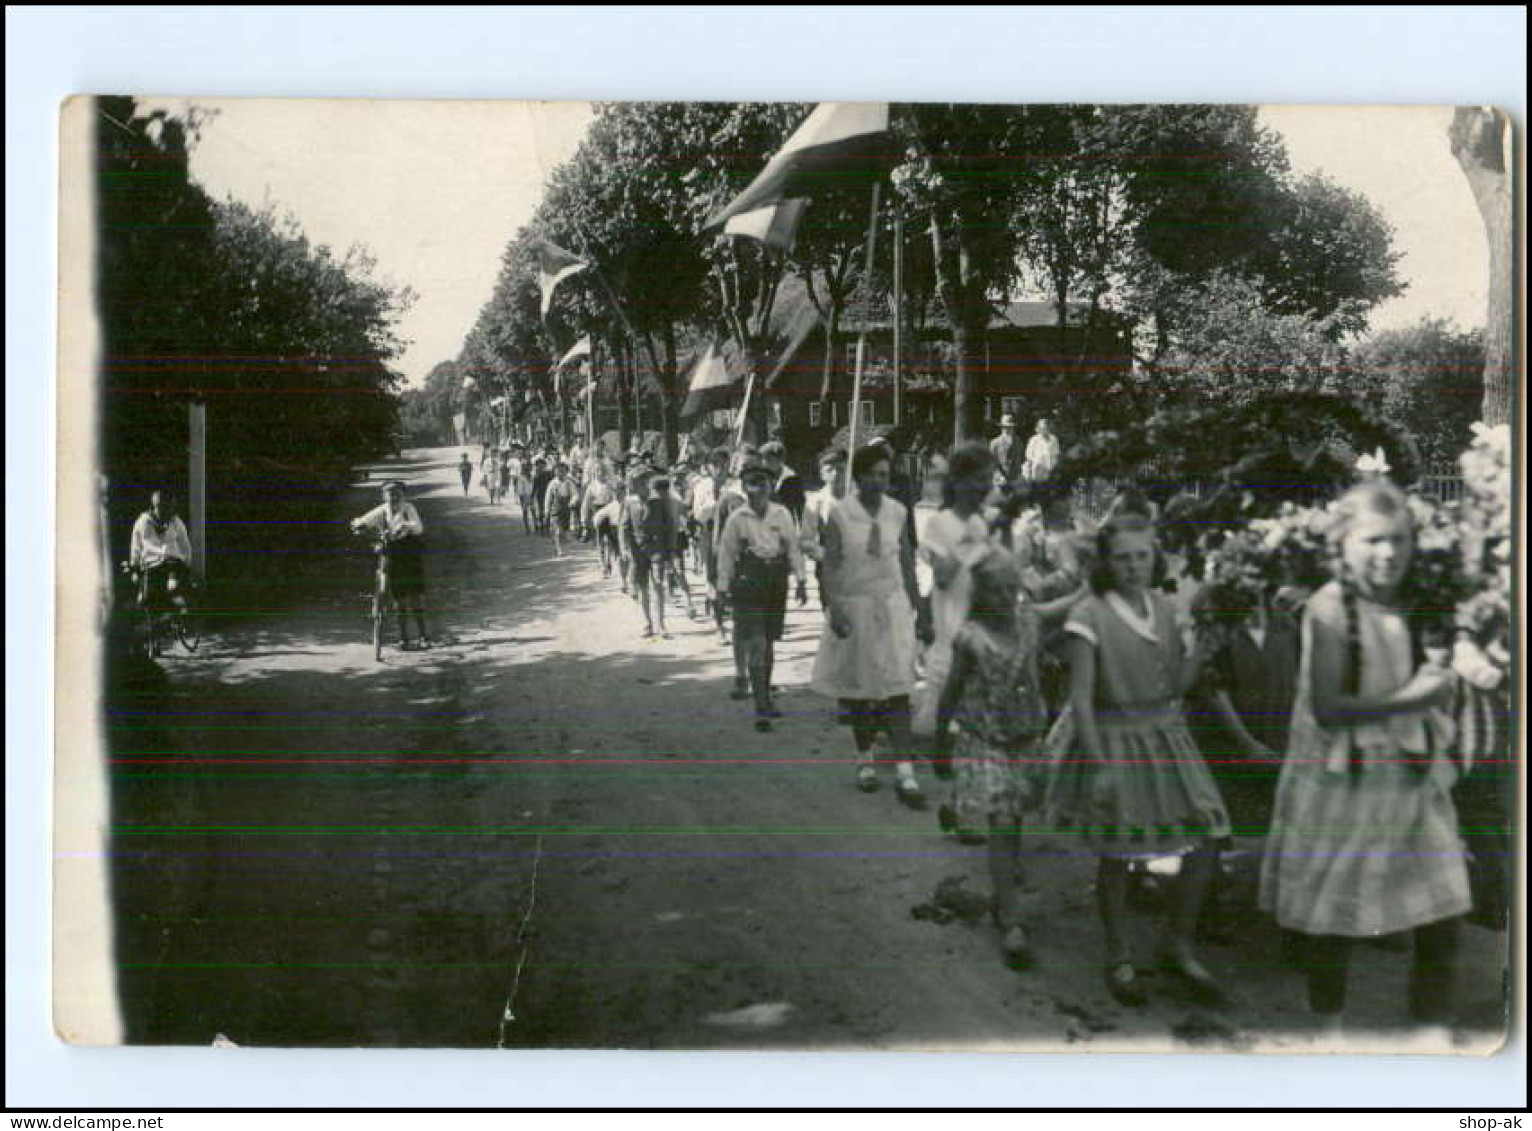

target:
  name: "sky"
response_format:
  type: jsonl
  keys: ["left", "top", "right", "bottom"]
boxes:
{"left": 1257, "top": 104, "right": 1487, "bottom": 334}
{"left": 144, "top": 98, "right": 594, "bottom": 387}
{"left": 149, "top": 99, "right": 1487, "bottom": 387}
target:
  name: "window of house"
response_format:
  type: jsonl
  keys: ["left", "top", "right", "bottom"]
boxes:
{"left": 808, "top": 402, "right": 823, "bottom": 428}
{"left": 1001, "top": 396, "right": 1025, "bottom": 419}
{"left": 859, "top": 400, "right": 875, "bottom": 428}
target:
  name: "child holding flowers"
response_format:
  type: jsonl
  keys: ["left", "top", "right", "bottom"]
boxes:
{"left": 1258, "top": 478, "right": 1471, "bottom": 1044}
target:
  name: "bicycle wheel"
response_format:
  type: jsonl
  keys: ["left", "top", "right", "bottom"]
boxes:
{"left": 139, "top": 609, "right": 160, "bottom": 661}
{"left": 372, "top": 568, "right": 387, "bottom": 661}
{"left": 176, "top": 609, "right": 202, "bottom": 652}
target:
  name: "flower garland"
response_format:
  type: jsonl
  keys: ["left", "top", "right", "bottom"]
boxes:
{"left": 1193, "top": 422, "right": 1511, "bottom": 653}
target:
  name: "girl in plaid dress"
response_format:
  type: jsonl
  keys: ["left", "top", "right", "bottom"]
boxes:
{"left": 1258, "top": 480, "right": 1470, "bottom": 1043}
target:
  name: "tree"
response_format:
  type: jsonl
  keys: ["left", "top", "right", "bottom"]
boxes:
{"left": 896, "top": 104, "right": 1073, "bottom": 441}
{"left": 204, "top": 199, "right": 413, "bottom": 467}
{"left": 1253, "top": 172, "right": 1404, "bottom": 334}
{"left": 95, "top": 98, "right": 412, "bottom": 478}
{"left": 400, "top": 360, "right": 463, "bottom": 447}
{"left": 1355, "top": 318, "right": 1485, "bottom": 466}
{"left": 1449, "top": 107, "right": 1512, "bottom": 425}
{"left": 534, "top": 103, "right": 716, "bottom": 463}
{"left": 1151, "top": 270, "right": 1361, "bottom": 405}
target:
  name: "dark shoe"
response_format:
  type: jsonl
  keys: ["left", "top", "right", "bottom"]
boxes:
{"left": 754, "top": 718, "right": 772, "bottom": 733}
{"left": 1156, "top": 948, "right": 1228, "bottom": 1007}
{"left": 1105, "top": 961, "right": 1147, "bottom": 1007}
{"left": 895, "top": 776, "right": 926, "bottom": 811}
{"left": 730, "top": 681, "right": 750, "bottom": 701}
{"left": 856, "top": 765, "right": 879, "bottom": 793}
{"left": 1000, "top": 924, "right": 1035, "bottom": 972}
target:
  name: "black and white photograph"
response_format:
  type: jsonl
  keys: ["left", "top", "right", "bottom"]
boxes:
{"left": 50, "top": 85, "right": 1515, "bottom": 1064}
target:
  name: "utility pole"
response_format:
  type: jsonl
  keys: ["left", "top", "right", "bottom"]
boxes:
{"left": 188, "top": 400, "right": 207, "bottom": 576}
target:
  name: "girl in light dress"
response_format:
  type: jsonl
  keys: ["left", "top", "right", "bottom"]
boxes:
{"left": 1258, "top": 479, "right": 1470, "bottom": 1045}
{"left": 914, "top": 443, "right": 999, "bottom": 757}
{"left": 1043, "top": 511, "right": 1230, "bottom": 1007}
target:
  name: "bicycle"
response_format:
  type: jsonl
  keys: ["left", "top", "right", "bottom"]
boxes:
{"left": 353, "top": 527, "right": 395, "bottom": 661}
{"left": 123, "top": 561, "right": 201, "bottom": 659}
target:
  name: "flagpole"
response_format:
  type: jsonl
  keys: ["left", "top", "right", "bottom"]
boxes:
{"left": 893, "top": 212, "right": 903, "bottom": 427}
{"left": 847, "top": 181, "right": 882, "bottom": 478}
{"left": 732, "top": 368, "right": 757, "bottom": 451}
{"left": 588, "top": 338, "right": 599, "bottom": 458}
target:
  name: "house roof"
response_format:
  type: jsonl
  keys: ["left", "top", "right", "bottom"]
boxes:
{"left": 838, "top": 298, "right": 1127, "bottom": 334}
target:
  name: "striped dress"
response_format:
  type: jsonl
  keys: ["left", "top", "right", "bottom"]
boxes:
{"left": 1257, "top": 582, "right": 1471, "bottom": 937}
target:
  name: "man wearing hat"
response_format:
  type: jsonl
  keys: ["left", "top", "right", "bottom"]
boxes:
{"left": 349, "top": 479, "right": 432, "bottom": 656}
{"left": 717, "top": 457, "right": 808, "bottom": 731}
{"left": 990, "top": 413, "right": 1023, "bottom": 484}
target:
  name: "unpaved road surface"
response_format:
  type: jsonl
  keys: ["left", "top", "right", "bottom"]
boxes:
{"left": 106, "top": 448, "right": 1511, "bottom": 1051}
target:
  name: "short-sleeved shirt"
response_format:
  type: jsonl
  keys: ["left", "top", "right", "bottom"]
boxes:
{"left": 717, "top": 502, "right": 806, "bottom": 594}
{"left": 1064, "top": 590, "right": 1184, "bottom": 719}
{"left": 544, "top": 477, "right": 577, "bottom": 514}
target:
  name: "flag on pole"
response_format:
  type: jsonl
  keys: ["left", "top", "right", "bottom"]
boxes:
{"left": 723, "top": 198, "right": 809, "bottom": 254}
{"left": 679, "top": 341, "right": 743, "bottom": 422}
{"left": 705, "top": 102, "right": 894, "bottom": 230}
{"left": 557, "top": 336, "right": 592, "bottom": 370}
{"left": 553, "top": 336, "right": 592, "bottom": 396}
{"left": 536, "top": 239, "right": 588, "bottom": 317}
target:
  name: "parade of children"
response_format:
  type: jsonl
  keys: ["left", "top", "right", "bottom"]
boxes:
{"left": 442, "top": 416, "right": 1508, "bottom": 1051}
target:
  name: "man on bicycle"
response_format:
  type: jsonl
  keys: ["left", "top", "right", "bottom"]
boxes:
{"left": 129, "top": 489, "right": 194, "bottom": 615}
{"left": 350, "top": 479, "right": 433, "bottom": 653}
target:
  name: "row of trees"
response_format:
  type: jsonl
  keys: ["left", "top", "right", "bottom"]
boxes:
{"left": 429, "top": 101, "right": 1468, "bottom": 466}
{"left": 97, "top": 96, "right": 413, "bottom": 486}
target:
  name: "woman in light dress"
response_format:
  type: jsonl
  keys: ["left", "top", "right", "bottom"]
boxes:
{"left": 813, "top": 444, "right": 933, "bottom": 806}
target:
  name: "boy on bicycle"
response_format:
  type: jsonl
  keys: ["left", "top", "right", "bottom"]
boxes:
{"left": 350, "top": 479, "right": 433, "bottom": 653}
{"left": 129, "top": 489, "right": 194, "bottom": 614}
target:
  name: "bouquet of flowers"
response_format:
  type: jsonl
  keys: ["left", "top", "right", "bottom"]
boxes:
{"left": 1454, "top": 422, "right": 1512, "bottom": 649}
{"left": 1194, "top": 425, "right": 1511, "bottom": 654}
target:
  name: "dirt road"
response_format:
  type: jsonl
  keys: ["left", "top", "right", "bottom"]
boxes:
{"left": 106, "top": 448, "right": 1510, "bottom": 1051}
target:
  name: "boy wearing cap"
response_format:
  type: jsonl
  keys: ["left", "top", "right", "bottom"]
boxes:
{"left": 530, "top": 458, "right": 554, "bottom": 535}
{"left": 718, "top": 459, "right": 808, "bottom": 731}
{"left": 544, "top": 462, "right": 577, "bottom": 557}
{"left": 759, "top": 441, "right": 806, "bottom": 525}
{"left": 644, "top": 473, "right": 696, "bottom": 628}
{"left": 802, "top": 448, "right": 848, "bottom": 612}
{"left": 619, "top": 470, "right": 664, "bottom": 638}
{"left": 592, "top": 479, "right": 626, "bottom": 583}
{"left": 349, "top": 479, "right": 432, "bottom": 655}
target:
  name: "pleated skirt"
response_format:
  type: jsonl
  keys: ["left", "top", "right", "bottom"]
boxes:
{"left": 1043, "top": 703, "right": 1231, "bottom": 857}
